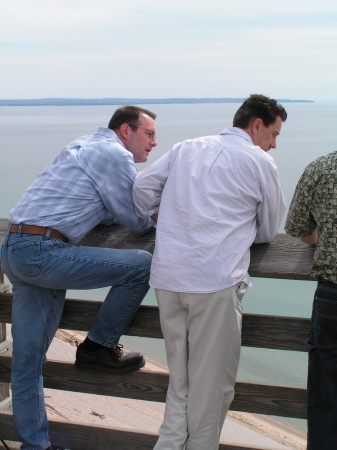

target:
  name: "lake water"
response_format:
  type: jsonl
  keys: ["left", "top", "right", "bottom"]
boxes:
{"left": 1, "top": 101, "right": 336, "bottom": 434}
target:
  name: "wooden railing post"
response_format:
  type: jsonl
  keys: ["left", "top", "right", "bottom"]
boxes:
{"left": 0, "top": 267, "right": 10, "bottom": 402}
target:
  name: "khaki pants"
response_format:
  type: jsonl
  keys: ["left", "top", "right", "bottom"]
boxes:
{"left": 154, "top": 282, "right": 247, "bottom": 450}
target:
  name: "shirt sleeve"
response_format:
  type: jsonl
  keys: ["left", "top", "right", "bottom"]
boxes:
{"left": 133, "top": 149, "right": 173, "bottom": 218}
{"left": 80, "top": 143, "right": 154, "bottom": 234}
{"left": 285, "top": 166, "right": 317, "bottom": 238}
{"left": 254, "top": 163, "right": 287, "bottom": 244}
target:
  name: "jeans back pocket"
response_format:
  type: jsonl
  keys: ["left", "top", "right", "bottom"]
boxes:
{"left": 10, "top": 239, "right": 44, "bottom": 279}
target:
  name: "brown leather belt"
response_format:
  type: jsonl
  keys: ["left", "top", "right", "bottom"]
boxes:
{"left": 9, "top": 224, "right": 68, "bottom": 242}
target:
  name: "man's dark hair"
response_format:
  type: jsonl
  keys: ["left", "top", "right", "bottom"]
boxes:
{"left": 108, "top": 105, "right": 156, "bottom": 131}
{"left": 233, "top": 94, "right": 287, "bottom": 129}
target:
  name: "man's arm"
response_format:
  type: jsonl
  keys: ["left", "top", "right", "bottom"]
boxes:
{"left": 254, "top": 166, "right": 286, "bottom": 243}
{"left": 83, "top": 144, "right": 155, "bottom": 234}
{"left": 285, "top": 163, "right": 317, "bottom": 243}
{"left": 133, "top": 149, "right": 173, "bottom": 219}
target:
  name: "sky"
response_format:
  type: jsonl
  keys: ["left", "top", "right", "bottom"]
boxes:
{"left": 1, "top": 0, "right": 337, "bottom": 101}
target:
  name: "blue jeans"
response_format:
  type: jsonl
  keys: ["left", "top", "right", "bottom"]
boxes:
{"left": 306, "top": 280, "right": 337, "bottom": 450}
{"left": 0, "top": 231, "right": 152, "bottom": 450}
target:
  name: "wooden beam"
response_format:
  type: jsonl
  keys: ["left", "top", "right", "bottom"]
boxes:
{"left": 249, "top": 233, "right": 315, "bottom": 280}
{"left": 0, "top": 354, "right": 306, "bottom": 419}
{"left": 0, "top": 293, "right": 310, "bottom": 351}
{"left": 231, "top": 381, "right": 306, "bottom": 419}
{"left": 241, "top": 314, "right": 309, "bottom": 351}
{"left": 0, "top": 411, "right": 283, "bottom": 450}
{"left": 0, "top": 219, "right": 315, "bottom": 281}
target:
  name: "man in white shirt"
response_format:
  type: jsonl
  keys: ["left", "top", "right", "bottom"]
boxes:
{"left": 132, "top": 94, "right": 287, "bottom": 450}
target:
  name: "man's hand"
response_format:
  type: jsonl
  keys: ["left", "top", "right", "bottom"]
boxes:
{"left": 300, "top": 231, "right": 317, "bottom": 245}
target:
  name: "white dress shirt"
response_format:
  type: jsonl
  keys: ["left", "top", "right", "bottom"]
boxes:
{"left": 133, "top": 127, "right": 286, "bottom": 293}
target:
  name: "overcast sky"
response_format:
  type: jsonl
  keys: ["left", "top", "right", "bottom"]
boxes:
{"left": 2, "top": 0, "right": 337, "bottom": 101}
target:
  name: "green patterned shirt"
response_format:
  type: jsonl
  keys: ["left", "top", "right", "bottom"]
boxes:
{"left": 285, "top": 151, "right": 337, "bottom": 283}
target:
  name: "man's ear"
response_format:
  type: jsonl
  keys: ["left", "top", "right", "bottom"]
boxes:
{"left": 250, "top": 118, "right": 263, "bottom": 136}
{"left": 119, "top": 123, "right": 130, "bottom": 140}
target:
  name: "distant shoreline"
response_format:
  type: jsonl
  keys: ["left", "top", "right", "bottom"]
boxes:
{"left": 0, "top": 97, "right": 314, "bottom": 106}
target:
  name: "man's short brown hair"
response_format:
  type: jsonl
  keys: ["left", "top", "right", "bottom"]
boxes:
{"left": 233, "top": 94, "right": 287, "bottom": 129}
{"left": 108, "top": 105, "right": 156, "bottom": 131}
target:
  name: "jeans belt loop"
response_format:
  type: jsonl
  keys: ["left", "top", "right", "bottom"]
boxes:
{"left": 45, "top": 226, "right": 52, "bottom": 239}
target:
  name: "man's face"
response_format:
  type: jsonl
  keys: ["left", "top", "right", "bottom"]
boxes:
{"left": 253, "top": 116, "right": 283, "bottom": 152}
{"left": 125, "top": 113, "right": 157, "bottom": 163}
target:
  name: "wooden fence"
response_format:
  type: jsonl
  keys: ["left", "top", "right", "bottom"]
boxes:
{"left": 0, "top": 219, "right": 314, "bottom": 449}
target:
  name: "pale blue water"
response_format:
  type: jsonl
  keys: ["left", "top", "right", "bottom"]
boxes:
{"left": 1, "top": 102, "right": 336, "bottom": 433}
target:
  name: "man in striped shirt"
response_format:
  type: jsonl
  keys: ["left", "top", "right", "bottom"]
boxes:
{"left": 133, "top": 95, "right": 287, "bottom": 450}
{"left": 0, "top": 105, "right": 157, "bottom": 450}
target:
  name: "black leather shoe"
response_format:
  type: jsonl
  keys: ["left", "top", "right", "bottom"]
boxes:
{"left": 75, "top": 343, "right": 145, "bottom": 373}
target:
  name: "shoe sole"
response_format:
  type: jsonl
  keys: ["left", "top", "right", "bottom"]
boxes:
{"left": 74, "top": 358, "right": 146, "bottom": 374}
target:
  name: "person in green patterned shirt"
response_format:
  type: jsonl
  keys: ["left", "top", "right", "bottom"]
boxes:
{"left": 285, "top": 151, "right": 337, "bottom": 450}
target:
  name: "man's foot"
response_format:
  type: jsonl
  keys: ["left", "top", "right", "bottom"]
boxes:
{"left": 75, "top": 343, "right": 145, "bottom": 373}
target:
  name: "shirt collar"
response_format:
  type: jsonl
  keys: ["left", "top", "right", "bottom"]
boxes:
{"left": 220, "top": 127, "right": 253, "bottom": 144}
{"left": 95, "top": 127, "right": 125, "bottom": 148}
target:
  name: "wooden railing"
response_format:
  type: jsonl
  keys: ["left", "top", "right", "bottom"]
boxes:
{"left": 0, "top": 218, "right": 314, "bottom": 449}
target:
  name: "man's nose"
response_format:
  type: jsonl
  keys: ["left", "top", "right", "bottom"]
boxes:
{"left": 151, "top": 138, "right": 158, "bottom": 147}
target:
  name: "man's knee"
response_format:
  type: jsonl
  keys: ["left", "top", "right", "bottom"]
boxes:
{"left": 139, "top": 250, "right": 152, "bottom": 271}
{"left": 131, "top": 250, "right": 152, "bottom": 282}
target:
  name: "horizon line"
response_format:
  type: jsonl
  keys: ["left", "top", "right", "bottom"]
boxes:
{"left": 0, "top": 97, "right": 315, "bottom": 106}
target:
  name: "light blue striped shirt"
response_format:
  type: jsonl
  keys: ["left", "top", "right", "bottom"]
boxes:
{"left": 10, "top": 127, "right": 154, "bottom": 243}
